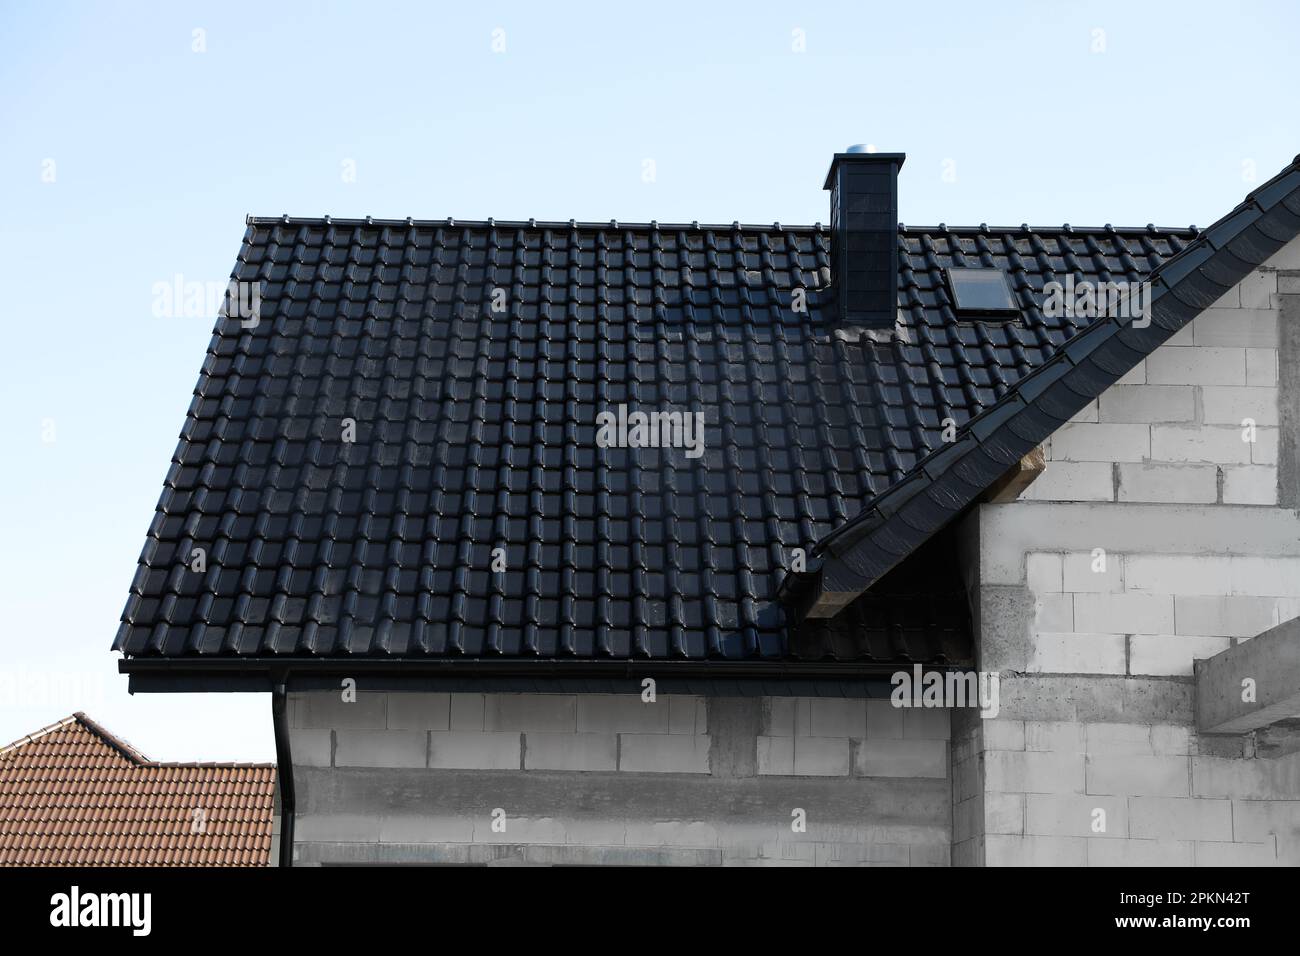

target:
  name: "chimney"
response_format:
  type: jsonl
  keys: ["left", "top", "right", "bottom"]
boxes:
{"left": 824, "top": 146, "right": 905, "bottom": 328}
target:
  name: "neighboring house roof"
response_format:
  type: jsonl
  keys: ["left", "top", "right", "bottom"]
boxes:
{"left": 0, "top": 713, "right": 275, "bottom": 866}
{"left": 789, "top": 156, "right": 1300, "bottom": 616}
{"left": 112, "top": 156, "right": 1300, "bottom": 689}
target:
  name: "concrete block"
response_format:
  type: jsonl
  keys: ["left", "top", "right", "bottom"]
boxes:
{"left": 618, "top": 734, "right": 710, "bottom": 773}
{"left": 1151, "top": 425, "right": 1252, "bottom": 464}
{"left": 1034, "top": 594, "right": 1075, "bottom": 631}
{"left": 756, "top": 735, "right": 795, "bottom": 775}
{"left": 1161, "top": 323, "right": 1194, "bottom": 347}
{"left": 1117, "top": 462, "right": 1218, "bottom": 503}
{"left": 334, "top": 730, "right": 427, "bottom": 768}
{"left": 449, "top": 693, "right": 484, "bottom": 731}
{"left": 1222, "top": 465, "right": 1278, "bottom": 505}
{"left": 903, "top": 707, "right": 951, "bottom": 740}
{"left": 523, "top": 732, "right": 617, "bottom": 772}
{"left": 1124, "top": 554, "right": 1228, "bottom": 596}
{"left": 578, "top": 695, "right": 670, "bottom": 734}
{"left": 386, "top": 693, "right": 451, "bottom": 731}
{"left": 1202, "top": 385, "right": 1279, "bottom": 426}
{"left": 1147, "top": 346, "right": 1245, "bottom": 386}
{"left": 1062, "top": 550, "right": 1123, "bottom": 593}
{"left": 1245, "top": 348, "right": 1278, "bottom": 386}
{"left": 986, "top": 792, "right": 1025, "bottom": 834}
{"left": 985, "top": 750, "right": 1085, "bottom": 794}
{"left": 485, "top": 694, "right": 576, "bottom": 733}
{"left": 1130, "top": 634, "right": 1232, "bottom": 677}
{"left": 1128, "top": 797, "right": 1233, "bottom": 841}
{"left": 294, "top": 690, "right": 386, "bottom": 730}
{"left": 985, "top": 834, "right": 1087, "bottom": 866}
{"left": 1026, "top": 552, "right": 1063, "bottom": 593}
{"left": 623, "top": 821, "right": 719, "bottom": 848}
{"left": 668, "top": 696, "right": 707, "bottom": 734}
{"left": 1020, "top": 461, "right": 1114, "bottom": 502}
{"left": 791, "top": 698, "right": 813, "bottom": 736}
{"left": 1208, "top": 285, "right": 1241, "bottom": 309}
{"left": 1086, "top": 723, "right": 1152, "bottom": 755}
{"left": 1283, "top": 272, "right": 1300, "bottom": 294}
{"left": 564, "top": 819, "right": 629, "bottom": 846}
{"left": 1192, "top": 307, "right": 1277, "bottom": 347}
{"left": 1174, "top": 595, "right": 1285, "bottom": 637}
{"left": 378, "top": 815, "right": 475, "bottom": 844}
{"left": 1025, "top": 720, "right": 1087, "bottom": 753}
{"left": 1046, "top": 423, "right": 1150, "bottom": 463}
{"left": 295, "top": 813, "right": 381, "bottom": 844}
{"left": 1191, "top": 755, "right": 1300, "bottom": 800}
{"left": 1251, "top": 427, "right": 1279, "bottom": 464}
{"left": 865, "top": 700, "right": 903, "bottom": 739}
{"left": 1099, "top": 385, "right": 1195, "bottom": 424}
{"left": 809, "top": 698, "right": 866, "bottom": 738}
{"left": 1194, "top": 841, "right": 1276, "bottom": 866}
{"left": 1237, "top": 271, "right": 1278, "bottom": 310}
{"left": 1074, "top": 593, "right": 1174, "bottom": 634}
{"left": 289, "top": 728, "right": 331, "bottom": 767}
{"left": 1227, "top": 556, "right": 1300, "bottom": 597}
{"left": 474, "top": 815, "right": 568, "bottom": 845}
{"left": 1029, "top": 632, "right": 1127, "bottom": 675}
{"left": 854, "top": 739, "right": 947, "bottom": 778}
{"left": 1151, "top": 724, "right": 1191, "bottom": 756}
{"left": 909, "top": 845, "right": 951, "bottom": 867}
{"left": 428, "top": 731, "right": 520, "bottom": 770}
{"left": 1025, "top": 794, "right": 1128, "bottom": 838}
{"left": 1263, "top": 236, "right": 1300, "bottom": 270}
{"left": 792, "top": 736, "right": 850, "bottom": 776}
{"left": 764, "top": 697, "right": 796, "bottom": 737}
{"left": 1086, "top": 754, "right": 1190, "bottom": 796}
{"left": 1231, "top": 799, "right": 1300, "bottom": 846}
{"left": 995, "top": 675, "right": 1193, "bottom": 727}
{"left": 1068, "top": 399, "right": 1099, "bottom": 423}
{"left": 983, "top": 719, "right": 1026, "bottom": 752}
{"left": 1087, "top": 838, "right": 1194, "bottom": 866}
{"left": 1115, "top": 361, "right": 1146, "bottom": 386}
{"left": 954, "top": 794, "right": 983, "bottom": 841}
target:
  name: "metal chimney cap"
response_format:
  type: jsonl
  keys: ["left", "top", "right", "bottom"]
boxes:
{"left": 846, "top": 144, "right": 876, "bottom": 154}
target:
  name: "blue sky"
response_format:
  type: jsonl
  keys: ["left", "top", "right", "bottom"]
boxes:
{"left": 1, "top": 1, "right": 1296, "bottom": 760}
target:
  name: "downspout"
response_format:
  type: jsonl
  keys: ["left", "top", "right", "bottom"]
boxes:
{"left": 270, "top": 677, "right": 295, "bottom": 868}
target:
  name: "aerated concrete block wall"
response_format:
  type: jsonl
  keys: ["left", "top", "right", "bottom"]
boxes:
{"left": 956, "top": 237, "right": 1300, "bottom": 866}
{"left": 288, "top": 690, "right": 951, "bottom": 866}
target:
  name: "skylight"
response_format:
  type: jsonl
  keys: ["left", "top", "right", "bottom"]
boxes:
{"left": 945, "top": 267, "right": 1019, "bottom": 315}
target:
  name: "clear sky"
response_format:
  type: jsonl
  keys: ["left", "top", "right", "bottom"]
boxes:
{"left": 1, "top": 1, "right": 1296, "bottom": 761}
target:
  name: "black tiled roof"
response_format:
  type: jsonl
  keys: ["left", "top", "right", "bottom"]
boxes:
{"left": 795, "top": 156, "right": 1300, "bottom": 616}
{"left": 114, "top": 215, "right": 1199, "bottom": 672}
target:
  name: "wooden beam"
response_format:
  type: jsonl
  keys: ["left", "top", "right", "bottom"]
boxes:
{"left": 982, "top": 445, "right": 1046, "bottom": 503}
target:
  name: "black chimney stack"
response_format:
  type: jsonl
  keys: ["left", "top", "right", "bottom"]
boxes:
{"left": 824, "top": 147, "right": 905, "bottom": 328}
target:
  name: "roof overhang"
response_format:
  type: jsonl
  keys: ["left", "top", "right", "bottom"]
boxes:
{"left": 788, "top": 155, "right": 1300, "bottom": 623}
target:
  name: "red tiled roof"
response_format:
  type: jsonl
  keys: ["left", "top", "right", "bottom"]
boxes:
{"left": 0, "top": 713, "right": 275, "bottom": 866}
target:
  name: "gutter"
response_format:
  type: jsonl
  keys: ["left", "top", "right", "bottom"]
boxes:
{"left": 270, "top": 678, "right": 295, "bottom": 869}
{"left": 116, "top": 656, "right": 951, "bottom": 697}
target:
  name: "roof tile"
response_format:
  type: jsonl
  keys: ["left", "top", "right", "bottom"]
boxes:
{"left": 114, "top": 220, "right": 1196, "bottom": 668}
{"left": 0, "top": 714, "right": 274, "bottom": 867}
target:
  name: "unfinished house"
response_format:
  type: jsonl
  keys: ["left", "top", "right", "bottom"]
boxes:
{"left": 114, "top": 150, "right": 1300, "bottom": 866}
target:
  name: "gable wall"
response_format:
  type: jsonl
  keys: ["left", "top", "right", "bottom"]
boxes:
{"left": 956, "top": 236, "right": 1300, "bottom": 866}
